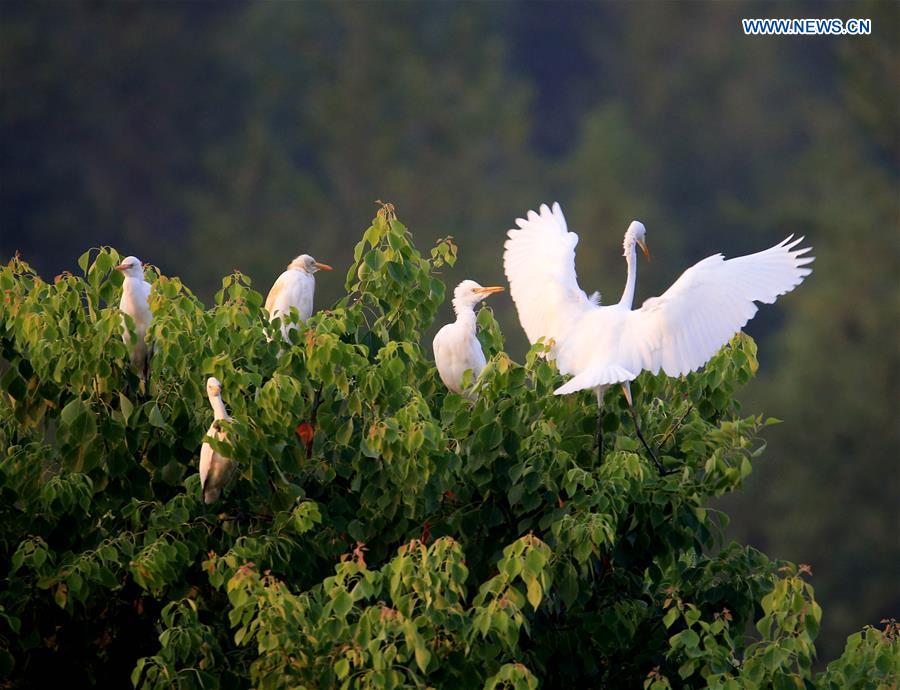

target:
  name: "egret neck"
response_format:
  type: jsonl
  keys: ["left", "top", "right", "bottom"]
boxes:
{"left": 618, "top": 221, "right": 648, "bottom": 309}
{"left": 209, "top": 392, "right": 230, "bottom": 422}
{"left": 452, "top": 293, "right": 479, "bottom": 330}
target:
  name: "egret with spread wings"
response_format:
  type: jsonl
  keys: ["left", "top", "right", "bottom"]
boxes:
{"left": 503, "top": 203, "right": 813, "bottom": 468}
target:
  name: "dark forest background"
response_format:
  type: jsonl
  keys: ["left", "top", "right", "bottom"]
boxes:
{"left": 1, "top": 0, "right": 897, "bottom": 662}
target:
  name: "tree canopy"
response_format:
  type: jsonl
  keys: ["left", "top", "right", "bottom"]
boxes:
{"left": 1, "top": 0, "right": 897, "bottom": 666}
{"left": 1, "top": 208, "right": 896, "bottom": 688}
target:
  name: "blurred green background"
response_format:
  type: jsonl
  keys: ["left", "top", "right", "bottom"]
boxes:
{"left": 1, "top": 1, "right": 897, "bottom": 661}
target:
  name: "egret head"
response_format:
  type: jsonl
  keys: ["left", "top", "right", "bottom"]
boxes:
{"left": 289, "top": 254, "right": 333, "bottom": 274}
{"left": 624, "top": 221, "right": 650, "bottom": 260}
{"left": 114, "top": 256, "right": 144, "bottom": 279}
{"left": 206, "top": 377, "right": 223, "bottom": 398}
{"left": 452, "top": 280, "right": 505, "bottom": 312}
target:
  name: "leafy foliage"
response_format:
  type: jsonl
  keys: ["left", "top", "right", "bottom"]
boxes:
{"left": 1, "top": 209, "right": 895, "bottom": 688}
{"left": 3, "top": 3, "right": 897, "bottom": 662}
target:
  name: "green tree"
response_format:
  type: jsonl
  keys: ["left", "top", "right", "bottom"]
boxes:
{"left": 560, "top": 4, "right": 899, "bottom": 658}
{"left": 1, "top": 208, "right": 895, "bottom": 688}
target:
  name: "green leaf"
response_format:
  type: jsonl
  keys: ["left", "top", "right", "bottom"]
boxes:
{"left": 678, "top": 659, "right": 696, "bottom": 679}
{"left": 332, "top": 590, "right": 353, "bottom": 618}
{"left": 60, "top": 398, "right": 86, "bottom": 426}
{"left": 663, "top": 607, "right": 679, "bottom": 629}
{"left": 524, "top": 547, "right": 546, "bottom": 576}
{"left": 77, "top": 249, "right": 92, "bottom": 274}
{"left": 119, "top": 393, "right": 134, "bottom": 425}
{"left": 148, "top": 404, "right": 166, "bottom": 428}
{"left": 414, "top": 642, "right": 431, "bottom": 673}
{"left": 130, "top": 658, "right": 146, "bottom": 687}
{"left": 526, "top": 577, "right": 542, "bottom": 610}
{"left": 32, "top": 548, "right": 47, "bottom": 568}
{"left": 53, "top": 584, "right": 68, "bottom": 609}
{"left": 335, "top": 418, "right": 354, "bottom": 445}
{"left": 474, "top": 422, "right": 502, "bottom": 451}
{"left": 67, "top": 571, "right": 83, "bottom": 595}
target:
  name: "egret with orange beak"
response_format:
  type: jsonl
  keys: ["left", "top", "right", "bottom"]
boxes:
{"left": 433, "top": 280, "right": 505, "bottom": 398}
{"left": 114, "top": 255, "right": 152, "bottom": 381}
{"left": 264, "top": 254, "right": 332, "bottom": 342}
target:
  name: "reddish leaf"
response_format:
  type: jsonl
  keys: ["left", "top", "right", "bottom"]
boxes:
{"left": 296, "top": 422, "right": 315, "bottom": 446}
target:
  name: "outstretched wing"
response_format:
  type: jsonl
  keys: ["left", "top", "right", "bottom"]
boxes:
{"left": 555, "top": 236, "right": 814, "bottom": 394}
{"left": 503, "top": 202, "right": 598, "bottom": 347}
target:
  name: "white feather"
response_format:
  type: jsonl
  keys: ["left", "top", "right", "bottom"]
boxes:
{"left": 116, "top": 256, "right": 152, "bottom": 377}
{"left": 503, "top": 202, "right": 600, "bottom": 349}
{"left": 200, "top": 378, "right": 235, "bottom": 505}
{"left": 432, "top": 280, "right": 503, "bottom": 398}
{"left": 265, "top": 269, "right": 315, "bottom": 340}
{"left": 503, "top": 204, "right": 814, "bottom": 396}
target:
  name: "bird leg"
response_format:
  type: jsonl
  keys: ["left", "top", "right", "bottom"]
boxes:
{"left": 620, "top": 383, "right": 667, "bottom": 474}
{"left": 596, "top": 412, "right": 604, "bottom": 462}
{"left": 595, "top": 387, "right": 605, "bottom": 463}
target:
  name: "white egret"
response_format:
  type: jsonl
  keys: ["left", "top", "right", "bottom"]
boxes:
{"left": 264, "top": 254, "right": 332, "bottom": 341}
{"left": 114, "top": 256, "right": 152, "bottom": 381}
{"left": 433, "top": 280, "right": 505, "bottom": 398}
{"left": 199, "top": 377, "right": 235, "bottom": 505}
{"left": 504, "top": 202, "right": 813, "bottom": 467}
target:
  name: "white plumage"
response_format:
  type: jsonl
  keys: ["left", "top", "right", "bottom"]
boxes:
{"left": 504, "top": 203, "right": 814, "bottom": 397}
{"left": 115, "top": 256, "right": 152, "bottom": 380}
{"left": 433, "top": 280, "right": 505, "bottom": 398}
{"left": 264, "top": 254, "right": 332, "bottom": 341}
{"left": 501, "top": 203, "right": 598, "bottom": 350}
{"left": 199, "top": 377, "right": 235, "bottom": 505}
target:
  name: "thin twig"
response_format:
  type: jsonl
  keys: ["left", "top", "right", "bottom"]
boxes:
{"left": 657, "top": 404, "right": 694, "bottom": 450}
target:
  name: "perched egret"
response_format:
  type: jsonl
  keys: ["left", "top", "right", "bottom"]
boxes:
{"left": 114, "top": 256, "right": 152, "bottom": 381}
{"left": 504, "top": 202, "right": 813, "bottom": 466}
{"left": 199, "top": 377, "right": 235, "bottom": 505}
{"left": 264, "top": 254, "right": 332, "bottom": 341}
{"left": 433, "top": 280, "right": 505, "bottom": 398}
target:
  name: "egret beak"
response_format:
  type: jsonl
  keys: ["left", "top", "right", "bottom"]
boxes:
{"left": 314, "top": 262, "right": 333, "bottom": 271}
{"left": 637, "top": 239, "right": 650, "bottom": 261}
{"left": 474, "top": 286, "right": 505, "bottom": 295}
{"left": 114, "top": 263, "right": 131, "bottom": 272}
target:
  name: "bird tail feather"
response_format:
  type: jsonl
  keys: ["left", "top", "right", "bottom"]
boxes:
{"left": 554, "top": 365, "right": 637, "bottom": 395}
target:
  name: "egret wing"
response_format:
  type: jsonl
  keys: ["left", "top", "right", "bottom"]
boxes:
{"left": 431, "top": 327, "right": 454, "bottom": 389}
{"left": 199, "top": 440, "right": 214, "bottom": 491}
{"left": 554, "top": 236, "right": 813, "bottom": 394}
{"left": 265, "top": 273, "right": 288, "bottom": 316}
{"left": 504, "top": 202, "right": 598, "bottom": 347}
